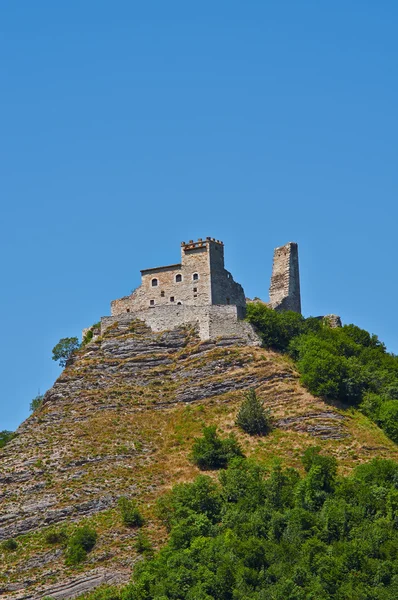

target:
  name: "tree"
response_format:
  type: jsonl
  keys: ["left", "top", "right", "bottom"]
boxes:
{"left": 190, "top": 426, "right": 244, "bottom": 470}
{"left": 30, "top": 394, "right": 44, "bottom": 413}
{"left": 52, "top": 337, "right": 80, "bottom": 367}
{"left": 0, "top": 430, "right": 14, "bottom": 448}
{"left": 236, "top": 388, "right": 271, "bottom": 435}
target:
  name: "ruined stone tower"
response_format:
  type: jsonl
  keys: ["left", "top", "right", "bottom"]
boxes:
{"left": 269, "top": 242, "right": 301, "bottom": 314}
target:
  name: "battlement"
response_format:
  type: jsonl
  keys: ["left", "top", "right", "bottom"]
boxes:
{"left": 181, "top": 237, "right": 224, "bottom": 250}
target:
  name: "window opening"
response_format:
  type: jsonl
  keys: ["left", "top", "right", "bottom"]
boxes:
{"left": 176, "top": 274, "right": 182, "bottom": 282}
{"left": 161, "top": 291, "right": 165, "bottom": 297}
{"left": 193, "top": 287, "right": 197, "bottom": 292}
{"left": 177, "top": 301, "right": 182, "bottom": 305}
{"left": 226, "top": 298, "right": 230, "bottom": 305}
{"left": 150, "top": 299, "right": 155, "bottom": 306}
{"left": 126, "top": 308, "right": 130, "bottom": 313}
{"left": 170, "top": 296, "right": 175, "bottom": 302}
{"left": 151, "top": 278, "right": 158, "bottom": 287}
{"left": 193, "top": 273, "right": 199, "bottom": 281}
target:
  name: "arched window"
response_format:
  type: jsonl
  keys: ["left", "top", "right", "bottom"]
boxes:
{"left": 151, "top": 278, "right": 158, "bottom": 287}
{"left": 177, "top": 301, "right": 182, "bottom": 305}
{"left": 192, "top": 273, "right": 199, "bottom": 281}
{"left": 175, "top": 274, "right": 182, "bottom": 282}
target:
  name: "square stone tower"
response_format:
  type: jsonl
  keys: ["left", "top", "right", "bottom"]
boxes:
{"left": 269, "top": 242, "right": 301, "bottom": 314}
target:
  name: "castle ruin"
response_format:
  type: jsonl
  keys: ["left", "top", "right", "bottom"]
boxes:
{"left": 95, "top": 238, "right": 302, "bottom": 345}
{"left": 269, "top": 242, "right": 301, "bottom": 313}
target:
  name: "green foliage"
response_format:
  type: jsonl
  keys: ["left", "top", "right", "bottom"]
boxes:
{"left": 119, "top": 451, "right": 398, "bottom": 599}
{"left": 30, "top": 394, "right": 44, "bottom": 413}
{"left": 246, "top": 303, "right": 306, "bottom": 351}
{"left": 247, "top": 302, "right": 398, "bottom": 443}
{"left": 44, "top": 528, "right": 68, "bottom": 546}
{"left": 52, "top": 336, "right": 80, "bottom": 368}
{"left": 135, "top": 532, "right": 153, "bottom": 556}
{"left": 65, "top": 525, "right": 97, "bottom": 566}
{"left": 1, "top": 538, "right": 18, "bottom": 551}
{"left": 190, "top": 426, "right": 244, "bottom": 470}
{"left": 118, "top": 497, "right": 145, "bottom": 527}
{"left": 236, "top": 388, "right": 271, "bottom": 435}
{"left": 0, "top": 429, "right": 15, "bottom": 448}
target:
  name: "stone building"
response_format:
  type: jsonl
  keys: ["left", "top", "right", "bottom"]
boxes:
{"left": 89, "top": 237, "right": 307, "bottom": 346}
{"left": 111, "top": 237, "right": 245, "bottom": 315}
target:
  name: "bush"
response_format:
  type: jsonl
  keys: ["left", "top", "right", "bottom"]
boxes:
{"left": 236, "top": 388, "right": 271, "bottom": 435}
{"left": 190, "top": 426, "right": 244, "bottom": 470}
{"left": 30, "top": 394, "right": 44, "bottom": 413}
{"left": 44, "top": 529, "right": 68, "bottom": 546}
{"left": 118, "top": 497, "right": 145, "bottom": 527}
{"left": 246, "top": 303, "right": 304, "bottom": 351}
{"left": 135, "top": 532, "right": 153, "bottom": 556}
{"left": 65, "top": 525, "right": 97, "bottom": 566}
{"left": 1, "top": 538, "right": 18, "bottom": 551}
{"left": 0, "top": 430, "right": 15, "bottom": 448}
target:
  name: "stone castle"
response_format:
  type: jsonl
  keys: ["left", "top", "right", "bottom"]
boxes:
{"left": 88, "top": 237, "right": 302, "bottom": 346}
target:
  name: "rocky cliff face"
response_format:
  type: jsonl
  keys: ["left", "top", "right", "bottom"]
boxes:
{"left": 1, "top": 319, "right": 397, "bottom": 599}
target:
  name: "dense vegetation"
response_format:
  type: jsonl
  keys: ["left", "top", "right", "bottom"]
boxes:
{"left": 246, "top": 304, "right": 398, "bottom": 444}
{"left": 81, "top": 449, "right": 398, "bottom": 600}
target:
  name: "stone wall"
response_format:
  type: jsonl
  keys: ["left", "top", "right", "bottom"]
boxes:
{"left": 111, "top": 237, "right": 246, "bottom": 316}
{"left": 269, "top": 242, "right": 301, "bottom": 314}
{"left": 101, "top": 305, "right": 262, "bottom": 346}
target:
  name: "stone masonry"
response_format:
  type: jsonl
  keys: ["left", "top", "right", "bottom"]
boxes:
{"left": 111, "top": 237, "right": 245, "bottom": 315}
{"left": 269, "top": 242, "right": 301, "bottom": 314}
{"left": 107, "top": 237, "right": 259, "bottom": 345}
{"left": 87, "top": 237, "right": 307, "bottom": 346}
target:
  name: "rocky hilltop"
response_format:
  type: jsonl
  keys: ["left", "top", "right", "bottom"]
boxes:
{"left": 1, "top": 319, "right": 398, "bottom": 599}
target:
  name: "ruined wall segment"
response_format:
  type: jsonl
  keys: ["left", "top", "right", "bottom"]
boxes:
{"left": 269, "top": 242, "right": 301, "bottom": 314}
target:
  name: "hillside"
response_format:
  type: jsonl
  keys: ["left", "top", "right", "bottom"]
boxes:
{"left": 1, "top": 318, "right": 398, "bottom": 599}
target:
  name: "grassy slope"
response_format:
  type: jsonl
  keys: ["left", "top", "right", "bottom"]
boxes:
{"left": 1, "top": 321, "right": 397, "bottom": 597}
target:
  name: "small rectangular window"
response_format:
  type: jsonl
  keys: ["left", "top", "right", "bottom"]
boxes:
{"left": 150, "top": 299, "right": 155, "bottom": 306}
{"left": 170, "top": 296, "right": 175, "bottom": 302}
{"left": 193, "top": 287, "right": 197, "bottom": 292}
{"left": 194, "top": 294, "right": 198, "bottom": 298}
{"left": 161, "top": 291, "right": 165, "bottom": 297}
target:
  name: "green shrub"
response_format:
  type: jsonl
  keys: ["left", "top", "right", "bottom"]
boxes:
{"left": 30, "top": 394, "right": 44, "bottom": 413}
{"left": 65, "top": 543, "right": 87, "bottom": 566}
{"left": 118, "top": 497, "right": 145, "bottom": 527}
{"left": 1, "top": 538, "right": 18, "bottom": 551}
{"left": 190, "top": 426, "right": 244, "bottom": 470}
{"left": 44, "top": 529, "right": 68, "bottom": 546}
{"left": 0, "top": 430, "right": 15, "bottom": 448}
{"left": 246, "top": 303, "right": 305, "bottom": 351}
{"left": 378, "top": 401, "right": 398, "bottom": 443}
{"left": 135, "top": 531, "right": 153, "bottom": 556}
{"left": 236, "top": 388, "right": 271, "bottom": 435}
{"left": 65, "top": 525, "right": 97, "bottom": 566}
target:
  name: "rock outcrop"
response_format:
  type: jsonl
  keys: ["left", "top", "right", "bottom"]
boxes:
{"left": 1, "top": 319, "right": 397, "bottom": 599}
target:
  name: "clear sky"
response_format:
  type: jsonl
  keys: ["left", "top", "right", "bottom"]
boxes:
{"left": 1, "top": 1, "right": 397, "bottom": 431}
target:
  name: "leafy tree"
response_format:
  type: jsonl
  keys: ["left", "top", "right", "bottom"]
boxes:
{"left": 246, "top": 303, "right": 305, "bottom": 351}
{"left": 52, "top": 337, "right": 80, "bottom": 367}
{"left": 190, "top": 426, "right": 244, "bottom": 470}
{"left": 236, "top": 388, "right": 271, "bottom": 435}
{"left": 0, "top": 430, "right": 14, "bottom": 448}
{"left": 30, "top": 394, "right": 44, "bottom": 413}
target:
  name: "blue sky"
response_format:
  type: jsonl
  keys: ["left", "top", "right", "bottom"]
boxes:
{"left": 1, "top": 1, "right": 397, "bottom": 430}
